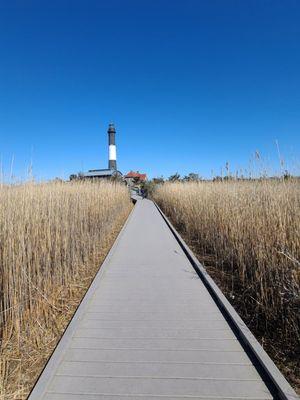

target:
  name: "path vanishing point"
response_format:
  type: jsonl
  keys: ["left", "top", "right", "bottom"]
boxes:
{"left": 28, "top": 197, "right": 298, "bottom": 400}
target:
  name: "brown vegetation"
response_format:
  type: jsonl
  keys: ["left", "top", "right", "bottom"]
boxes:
{"left": 153, "top": 179, "right": 300, "bottom": 391}
{"left": 0, "top": 181, "right": 132, "bottom": 399}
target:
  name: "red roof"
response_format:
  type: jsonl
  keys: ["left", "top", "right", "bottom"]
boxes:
{"left": 125, "top": 171, "right": 147, "bottom": 181}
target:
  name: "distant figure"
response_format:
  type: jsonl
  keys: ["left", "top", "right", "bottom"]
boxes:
{"left": 142, "top": 187, "right": 148, "bottom": 199}
{"left": 140, "top": 188, "right": 145, "bottom": 199}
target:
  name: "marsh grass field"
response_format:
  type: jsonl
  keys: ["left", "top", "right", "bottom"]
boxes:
{"left": 0, "top": 177, "right": 299, "bottom": 397}
{"left": 153, "top": 179, "right": 300, "bottom": 391}
{"left": 0, "top": 181, "right": 132, "bottom": 399}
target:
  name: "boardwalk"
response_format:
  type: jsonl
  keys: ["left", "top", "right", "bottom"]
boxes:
{"left": 28, "top": 199, "right": 293, "bottom": 399}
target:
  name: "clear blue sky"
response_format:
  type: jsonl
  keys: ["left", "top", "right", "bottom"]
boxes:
{"left": 1, "top": 0, "right": 299, "bottom": 180}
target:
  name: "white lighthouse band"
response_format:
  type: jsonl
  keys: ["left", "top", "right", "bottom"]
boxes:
{"left": 109, "top": 145, "right": 116, "bottom": 161}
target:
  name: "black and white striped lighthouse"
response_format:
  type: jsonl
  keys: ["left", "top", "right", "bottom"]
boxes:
{"left": 108, "top": 123, "right": 117, "bottom": 170}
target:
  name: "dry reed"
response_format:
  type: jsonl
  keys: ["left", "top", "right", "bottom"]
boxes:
{"left": 0, "top": 180, "right": 132, "bottom": 399}
{"left": 153, "top": 179, "right": 300, "bottom": 389}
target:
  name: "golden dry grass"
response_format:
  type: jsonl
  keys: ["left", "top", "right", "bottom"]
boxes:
{"left": 153, "top": 179, "right": 300, "bottom": 389}
{"left": 0, "top": 180, "right": 132, "bottom": 399}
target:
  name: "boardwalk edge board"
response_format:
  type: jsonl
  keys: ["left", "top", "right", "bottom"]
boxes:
{"left": 27, "top": 205, "right": 137, "bottom": 399}
{"left": 153, "top": 201, "right": 298, "bottom": 400}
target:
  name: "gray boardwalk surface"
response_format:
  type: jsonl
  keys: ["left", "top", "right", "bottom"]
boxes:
{"left": 29, "top": 199, "right": 273, "bottom": 400}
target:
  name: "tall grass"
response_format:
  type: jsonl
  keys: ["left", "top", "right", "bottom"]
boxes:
{"left": 0, "top": 180, "right": 132, "bottom": 399}
{"left": 154, "top": 180, "right": 300, "bottom": 386}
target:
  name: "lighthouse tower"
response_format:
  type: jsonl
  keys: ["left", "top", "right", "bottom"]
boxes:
{"left": 108, "top": 123, "right": 117, "bottom": 170}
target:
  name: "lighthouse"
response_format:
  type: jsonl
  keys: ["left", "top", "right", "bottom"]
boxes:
{"left": 108, "top": 123, "right": 117, "bottom": 170}
{"left": 76, "top": 122, "right": 122, "bottom": 180}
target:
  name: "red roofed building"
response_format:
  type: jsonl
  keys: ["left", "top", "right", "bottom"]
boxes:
{"left": 125, "top": 171, "right": 147, "bottom": 186}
